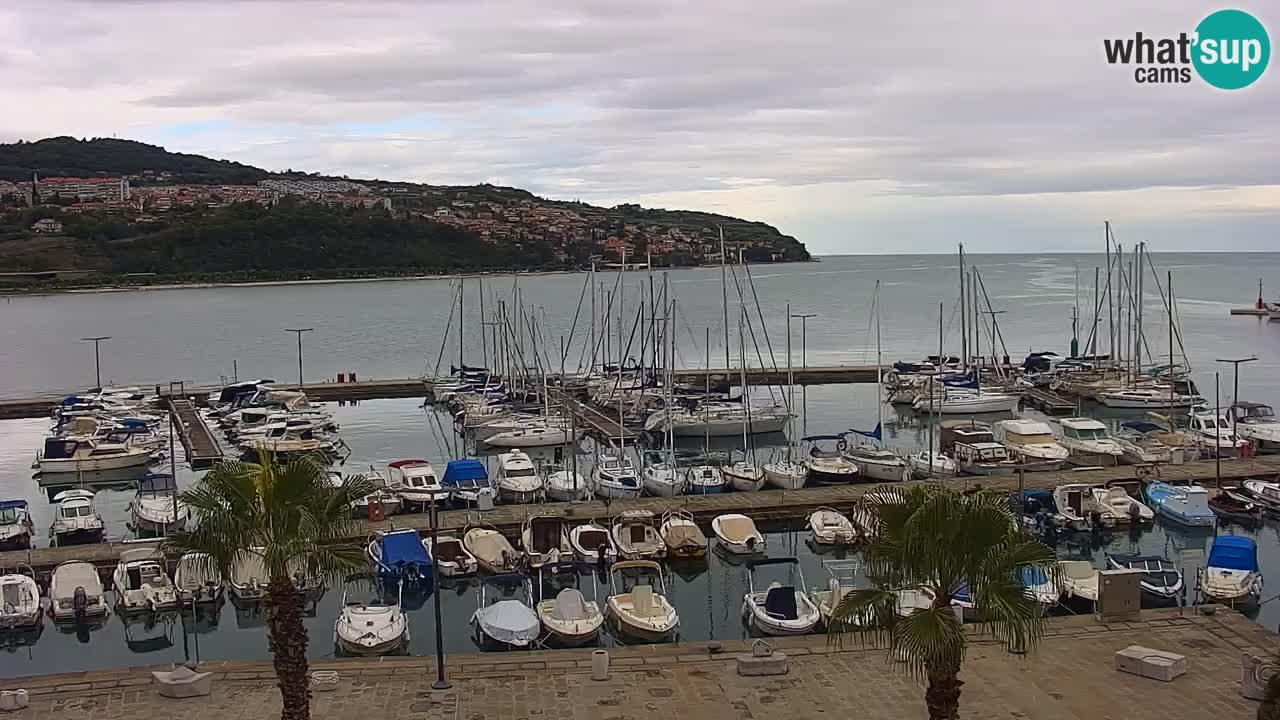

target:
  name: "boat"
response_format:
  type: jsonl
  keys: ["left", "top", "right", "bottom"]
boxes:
{"left": 1242, "top": 479, "right": 1280, "bottom": 511}
{"left": 993, "top": 419, "right": 1069, "bottom": 471}
{"left": 803, "top": 436, "right": 859, "bottom": 485}
{"left": 722, "top": 460, "right": 766, "bottom": 492}
{"left": 1052, "top": 483, "right": 1116, "bottom": 531}
{"left": 685, "top": 464, "right": 729, "bottom": 494}
{"left": 711, "top": 513, "right": 765, "bottom": 555}
{"left": 130, "top": 473, "right": 189, "bottom": 534}
{"left": 422, "top": 533, "right": 478, "bottom": 577}
{"left": 1057, "top": 560, "right": 1099, "bottom": 602}
{"left": 569, "top": 522, "right": 616, "bottom": 564}
{"left": 641, "top": 451, "right": 687, "bottom": 497}
{"left": 1091, "top": 485, "right": 1154, "bottom": 524}
{"left": 471, "top": 574, "right": 540, "bottom": 650}
{"left": 334, "top": 581, "right": 409, "bottom": 656}
{"left": 1107, "top": 554, "right": 1183, "bottom": 603}
{"left": 1229, "top": 402, "right": 1280, "bottom": 452}
{"left": 1114, "top": 421, "right": 1176, "bottom": 465}
{"left": 545, "top": 467, "right": 589, "bottom": 502}
{"left": 0, "top": 569, "right": 41, "bottom": 631}
{"left": 174, "top": 553, "right": 224, "bottom": 605}
{"left": 1097, "top": 387, "right": 1200, "bottom": 409}
{"left": 605, "top": 560, "right": 679, "bottom": 643}
{"left": 495, "top": 450, "right": 544, "bottom": 504}
{"left": 842, "top": 444, "right": 907, "bottom": 482}
{"left": 808, "top": 507, "right": 857, "bottom": 546}
{"left": 367, "top": 529, "right": 433, "bottom": 583}
{"left": 0, "top": 501, "right": 34, "bottom": 551}
{"left": 1201, "top": 535, "right": 1263, "bottom": 608}
{"left": 812, "top": 559, "right": 859, "bottom": 628}
{"left": 347, "top": 470, "right": 403, "bottom": 519}
{"left": 611, "top": 510, "right": 665, "bottom": 560}
{"left": 741, "top": 557, "right": 821, "bottom": 636}
{"left": 592, "top": 449, "right": 642, "bottom": 500}
{"left": 1188, "top": 412, "right": 1249, "bottom": 458}
{"left": 483, "top": 423, "right": 583, "bottom": 449}
{"left": 522, "top": 515, "right": 573, "bottom": 569}
{"left": 1208, "top": 491, "right": 1263, "bottom": 524}
{"left": 534, "top": 562, "right": 603, "bottom": 647}
{"left": 942, "top": 421, "right": 1017, "bottom": 476}
{"left": 230, "top": 547, "right": 269, "bottom": 602}
{"left": 49, "top": 560, "right": 109, "bottom": 623}
{"left": 914, "top": 388, "right": 1020, "bottom": 415}
{"left": 1021, "top": 566, "right": 1060, "bottom": 611}
{"left": 37, "top": 436, "right": 151, "bottom": 473}
{"left": 440, "top": 458, "right": 495, "bottom": 507}
{"left": 386, "top": 459, "right": 443, "bottom": 509}
{"left": 1144, "top": 482, "right": 1214, "bottom": 526}
{"left": 113, "top": 547, "right": 179, "bottom": 613}
{"left": 906, "top": 450, "right": 957, "bottom": 479}
{"left": 659, "top": 510, "right": 708, "bottom": 559}
{"left": 463, "top": 525, "right": 521, "bottom": 573}
{"left": 48, "top": 490, "right": 105, "bottom": 546}
{"left": 1055, "top": 418, "right": 1124, "bottom": 467}
{"left": 761, "top": 459, "right": 806, "bottom": 490}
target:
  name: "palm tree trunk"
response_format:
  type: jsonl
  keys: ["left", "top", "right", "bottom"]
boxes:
{"left": 267, "top": 576, "right": 311, "bottom": 720}
{"left": 924, "top": 663, "right": 963, "bottom": 720}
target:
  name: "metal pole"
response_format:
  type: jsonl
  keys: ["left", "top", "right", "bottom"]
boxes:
{"left": 430, "top": 497, "right": 449, "bottom": 689}
{"left": 81, "top": 336, "right": 111, "bottom": 388}
{"left": 285, "top": 328, "right": 313, "bottom": 389}
{"left": 169, "top": 407, "right": 178, "bottom": 535}
{"left": 1215, "top": 372, "right": 1221, "bottom": 488}
{"left": 1216, "top": 357, "right": 1258, "bottom": 440}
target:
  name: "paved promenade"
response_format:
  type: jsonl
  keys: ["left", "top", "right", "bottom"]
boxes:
{"left": 2, "top": 608, "right": 1270, "bottom": 719}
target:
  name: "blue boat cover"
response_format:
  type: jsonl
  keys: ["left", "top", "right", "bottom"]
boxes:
{"left": 1021, "top": 566, "right": 1049, "bottom": 586}
{"left": 1207, "top": 536, "right": 1258, "bottom": 572}
{"left": 381, "top": 531, "right": 432, "bottom": 569}
{"left": 1122, "top": 420, "right": 1161, "bottom": 433}
{"left": 442, "top": 459, "right": 489, "bottom": 488}
{"left": 0, "top": 500, "right": 28, "bottom": 510}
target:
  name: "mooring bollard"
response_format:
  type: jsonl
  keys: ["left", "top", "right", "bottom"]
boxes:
{"left": 591, "top": 649, "right": 610, "bottom": 680}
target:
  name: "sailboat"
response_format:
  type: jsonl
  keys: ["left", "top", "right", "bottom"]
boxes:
{"left": 844, "top": 283, "right": 907, "bottom": 482}
{"left": 722, "top": 307, "right": 767, "bottom": 492}
{"left": 764, "top": 302, "right": 808, "bottom": 490}
{"left": 907, "top": 305, "right": 957, "bottom": 478}
{"left": 643, "top": 302, "right": 687, "bottom": 498}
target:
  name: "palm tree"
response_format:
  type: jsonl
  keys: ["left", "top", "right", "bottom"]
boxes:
{"left": 829, "top": 485, "right": 1057, "bottom": 720}
{"left": 163, "top": 454, "right": 374, "bottom": 720}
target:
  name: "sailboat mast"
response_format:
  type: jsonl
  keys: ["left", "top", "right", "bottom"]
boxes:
{"left": 959, "top": 243, "right": 967, "bottom": 371}
{"left": 1168, "top": 271, "right": 1175, "bottom": 414}
{"left": 1105, "top": 222, "right": 1114, "bottom": 362}
{"left": 739, "top": 305, "right": 753, "bottom": 464}
{"left": 704, "top": 326, "right": 711, "bottom": 452}
{"left": 874, "top": 280, "right": 883, "bottom": 437}
{"left": 932, "top": 302, "right": 942, "bottom": 475}
{"left": 459, "top": 276, "right": 465, "bottom": 370}
{"left": 589, "top": 261, "right": 596, "bottom": 374}
{"left": 720, "top": 227, "right": 730, "bottom": 373}
{"left": 786, "top": 303, "right": 794, "bottom": 463}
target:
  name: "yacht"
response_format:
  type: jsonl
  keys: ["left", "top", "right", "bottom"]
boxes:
{"left": 386, "top": 459, "right": 443, "bottom": 509}
{"left": 130, "top": 473, "right": 190, "bottom": 534}
{"left": 1114, "top": 420, "right": 1175, "bottom": 464}
{"left": 592, "top": 449, "right": 642, "bottom": 500}
{"left": 1230, "top": 402, "right": 1280, "bottom": 452}
{"left": 842, "top": 442, "right": 907, "bottom": 482}
{"left": 38, "top": 437, "right": 151, "bottom": 473}
{"left": 1055, "top": 417, "right": 1124, "bottom": 467}
{"left": 49, "top": 490, "right": 105, "bottom": 546}
{"left": 993, "top": 419, "right": 1069, "bottom": 471}
{"left": 0, "top": 500, "right": 34, "bottom": 551}
{"left": 1188, "top": 412, "right": 1249, "bottom": 458}
{"left": 913, "top": 388, "right": 1019, "bottom": 415}
{"left": 1097, "top": 387, "right": 1200, "bottom": 410}
{"left": 496, "top": 450, "right": 544, "bottom": 504}
{"left": 803, "top": 436, "right": 859, "bottom": 485}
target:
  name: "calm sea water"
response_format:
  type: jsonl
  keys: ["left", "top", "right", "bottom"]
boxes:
{"left": 1, "top": 253, "right": 1279, "bottom": 675}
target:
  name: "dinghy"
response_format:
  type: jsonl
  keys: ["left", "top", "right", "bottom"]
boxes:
{"left": 522, "top": 515, "right": 572, "bottom": 569}
{"left": 711, "top": 513, "right": 765, "bottom": 555}
{"left": 471, "top": 574, "right": 540, "bottom": 650}
{"left": 113, "top": 547, "right": 179, "bottom": 613}
{"left": 534, "top": 562, "right": 603, "bottom": 647}
{"left": 606, "top": 560, "right": 679, "bottom": 643}
{"left": 174, "top": 552, "right": 224, "bottom": 605}
{"left": 611, "top": 510, "right": 665, "bottom": 560}
{"left": 1208, "top": 491, "right": 1263, "bottom": 524}
{"left": 49, "top": 490, "right": 104, "bottom": 546}
{"left": 334, "top": 581, "right": 409, "bottom": 656}
{"left": 659, "top": 510, "right": 708, "bottom": 559}
{"left": 0, "top": 569, "right": 42, "bottom": 630}
{"left": 49, "top": 560, "right": 109, "bottom": 623}
{"left": 569, "top": 522, "right": 616, "bottom": 564}
{"left": 367, "top": 529, "right": 433, "bottom": 584}
{"left": 808, "top": 507, "right": 857, "bottom": 545}
{"left": 464, "top": 525, "right": 521, "bottom": 573}
{"left": 423, "top": 533, "right": 478, "bottom": 577}
{"left": 741, "top": 557, "right": 821, "bottom": 636}
{"left": 1201, "top": 535, "right": 1263, "bottom": 608}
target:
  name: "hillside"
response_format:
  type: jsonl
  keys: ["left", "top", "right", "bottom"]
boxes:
{"left": 0, "top": 136, "right": 267, "bottom": 184}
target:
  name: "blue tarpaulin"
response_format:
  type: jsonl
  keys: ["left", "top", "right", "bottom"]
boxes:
{"left": 442, "top": 459, "right": 490, "bottom": 489}
{"left": 1207, "top": 535, "right": 1258, "bottom": 572}
{"left": 381, "top": 530, "right": 432, "bottom": 569}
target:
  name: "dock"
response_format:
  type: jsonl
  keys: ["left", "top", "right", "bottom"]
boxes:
{"left": 164, "top": 394, "right": 223, "bottom": 468}
{"left": 551, "top": 390, "right": 636, "bottom": 443}
{"left": 4, "top": 454, "right": 1275, "bottom": 583}
{"left": 1020, "top": 387, "right": 1076, "bottom": 415}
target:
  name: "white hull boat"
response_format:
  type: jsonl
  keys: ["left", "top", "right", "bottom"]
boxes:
{"left": 711, "top": 513, "right": 765, "bottom": 555}
{"left": 230, "top": 547, "right": 269, "bottom": 602}
{"left": 1058, "top": 560, "right": 1098, "bottom": 602}
{"left": 741, "top": 558, "right": 821, "bottom": 636}
{"left": 1097, "top": 388, "right": 1200, "bottom": 409}
{"left": 688, "top": 464, "right": 731, "bottom": 494}
{"left": 761, "top": 461, "right": 805, "bottom": 490}
{"left": 423, "top": 534, "right": 478, "bottom": 577}
{"left": 335, "top": 586, "right": 409, "bottom": 656}
{"left": 496, "top": 450, "right": 544, "bottom": 504}
{"left": 174, "top": 553, "right": 224, "bottom": 604}
{"left": 915, "top": 391, "right": 1019, "bottom": 415}
{"left": 49, "top": 490, "right": 105, "bottom": 546}
{"left": 0, "top": 573, "right": 42, "bottom": 630}
{"left": 522, "top": 516, "right": 572, "bottom": 569}
{"left": 49, "top": 561, "right": 109, "bottom": 623}
{"left": 592, "top": 451, "right": 642, "bottom": 500}
{"left": 1202, "top": 536, "right": 1263, "bottom": 607}
{"left": 808, "top": 508, "right": 857, "bottom": 545}
{"left": 994, "top": 419, "right": 1069, "bottom": 471}
{"left": 1232, "top": 402, "right": 1280, "bottom": 452}
{"left": 606, "top": 560, "right": 679, "bottom": 643}
{"left": 484, "top": 425, "right": 583, "bottom": 448}
{"left": 906, "top": 451, "right": 957, "bottom": 479}
{"left": 535, "top": 568, "right": 604, "bottom": 648}
{"left": 1092, "top": 486, "right": 1154, "bottom": 524}
{"left": 612, "top": 510, "right": 666, "bottom": 560}
{"left": 113, "top": 547, "right": 179, "bottom": 613}
{"left": 843, "top": 447, "right": 907, "bottom": 482}
{"left": 471, "top": 577, "right": 540, "bottom": 650}
{"left": 463, "top": 527, "right": 521, "bottom": 573}
{"left": 38, "top": 437, "right": 151, "bottom": 473}
{"left": 386, "top": 459, "right": 443, "bottom": 508}
{"left": 569, "top": 522, "right": 616, "bottom": 564}
{"left": 1056, "top": 418, "right": 1124, "bottom": 467}
{"left": 545, "top": 470, "right": 589, "bottom": 502}
{"left": 641, "top": 461, "right": 686, "bottom": 497}
{"left": 659, "top": 510, "right": 708, "bottom": 559}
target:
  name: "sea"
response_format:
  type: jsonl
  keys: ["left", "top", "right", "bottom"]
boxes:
{"left": 1, "top": 252, "right": 1278, "bottom": 675}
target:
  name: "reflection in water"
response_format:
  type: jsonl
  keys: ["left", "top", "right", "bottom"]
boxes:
{"left": 121, "top": 611, "right": 178, "bottom": 654}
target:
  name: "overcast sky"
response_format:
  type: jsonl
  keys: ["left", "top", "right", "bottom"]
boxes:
{"left": 2, "top": 1, "right": 1276, "bottom": 253}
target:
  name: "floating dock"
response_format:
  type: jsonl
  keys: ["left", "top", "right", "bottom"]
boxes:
{"left": 164, "top": 395, "right": 223, "bottom": 468}
{"left": 552, "top": 390, "right": 636, "bottom": 443}
{"left": 1020, "top": 387, "right": 1076, "bottom": 415}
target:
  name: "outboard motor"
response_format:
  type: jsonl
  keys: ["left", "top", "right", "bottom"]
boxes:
{"left": 72, "top": 586, "right": 88, "bottom": 620}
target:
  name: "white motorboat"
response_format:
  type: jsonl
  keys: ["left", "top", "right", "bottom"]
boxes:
{"left": 1241, "top": 479, "right": 1280, "bottom": 511}
{"left": 386, "top": 459, "right": 443, "bottom": 508}
{"left": 1055, "top": 417, "right": 1124, "bottom": 467}
{"left": 230, "top": 547, "right": 269, "bottom": 602}
{"left": 646, "top": 403, "right": 789, "bottom": 437}
{"left": 0, "top": 570, "right": 42, "bottom": 630}
{"left": 1053, "top": 483, "right": 1117, "bottom": 531}
{"left": 545, "top": 467, "right": 589, "bottom": 502}
{"left": 423, "top": 533, "right": 478, "bottom": 577}
{"left": 569, "top": 522, "right": 616, "bottom": 564}
{"left": 347, "top": 470, "right": 403, "bottom": 519}
{"left": 484, "top": 423, "right": 583, "bottom": 449}
{"left": 687, "top": 464, "right": 731, "bottom": 494}
{"left": 335, "top": 583, "right": 409, "bottom": 656}
{"left": 534, "top": 564, "right": 604, "bottom": 647}
{"left": 741, "top": 557, "right": 821, "bottom": 636}
{"left": 522, "top": 515, "right": 573, "bottom": 569}
{"left": 113, "top": 547, "right": 179, "bottom": 613}
{"left": 1091, "top": 486, "right": 1154, "bottom": 524}
{"left": 762, "top": 459, "right": 806, "bottom": 490}
{"left": 711, "top": 513, "right": 765, "bottom": 555}
{"left": 48, "top": 490, "right": 105, "bottom": 546}
{"left": 130, "top": 474, "right": 190, "bottom": 534}
{"left": 1107, "top": 554, "right": 1183, "bottom": 603}
{"left": 496, "top": 450, "right": 544, "bottom": 504}
{"left": 1188, "top": 412, "right": 1249, "bottom": 458}
{"left": 993, "top": 419, "right": 1069, "bottom": 471}
{"left": 592, "top": 450, "right": 641, "bottom": 499}
{"left": 174, "top": 552, "right": 224, "bottom": 604}
{"left": 803, "top": 436, "right": 859, "bottom": 485}
{"left": 471, "top": 575, "right": 540, "bottom": 650}
{"left": 914, "top": 388, "right": 1019, "bottom": 415}
{"left": 659, "top": 510, "right": 708, "bottom": 559}
{"left": 49, "top": 560, "right": 109, "bottom": 623}
{"left": 842, "top": 444, "right": 907, "bottom": 482}
{"left": 1114, "top": 420, "right": 1176, "bottom": 464}
{"left": 1201, "top": 535, "right": 1263, "bottom": 607}
{"left": 0, "top": 500, "right": 34, "bottom": 551}
{"left": 808, "top": 507, "right": 857, "bottom": 545}
{"left": 906, "top": 451, "right": 957, "bottom": 479}
{"left": 606, "top": 560, "right": 679, "bottom": 643}
{"left": 38, "top": 437, "right": 151, "bottom": 473}
{"left": 611, "top": 510, "right": 665, "bottom": 560}
{"left": 1230, "top": 402, "right": 1280, "bottom": 452}
{"left": 463, "top": 526, "right": 521, "bottom": 573}
{"left": 1057, "top": 560, "right": 1099, "bottom": 602}
{"left": 641, "top": 452, "right": 687, "bottom": 497}
{"left": 1097, "top": 387, "right": 1200, "bottom": 409}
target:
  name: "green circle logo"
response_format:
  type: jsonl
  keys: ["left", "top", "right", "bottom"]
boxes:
{"left": 1193, "top": 9, "right": 1270, "bottom": 89}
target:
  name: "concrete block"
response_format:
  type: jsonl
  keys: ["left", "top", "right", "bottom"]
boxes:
{"left": 1241, "top": 652, "right": 1271, "bottom": 701}
{"left": 1114, "top": 645, "right": 1186, "bottom": 682}
{"left": 737, "top": 641, "right": 789, "bottom": 677}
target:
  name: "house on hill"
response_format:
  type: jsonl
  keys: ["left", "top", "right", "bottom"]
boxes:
{"left": 31, "top": 218, "right": 63, "bottom": 234}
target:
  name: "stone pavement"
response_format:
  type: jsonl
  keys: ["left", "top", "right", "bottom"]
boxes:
{"left": 2, "top": 608, "right": 1272, "bottom": 719}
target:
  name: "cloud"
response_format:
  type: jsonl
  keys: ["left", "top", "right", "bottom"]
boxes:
{"left": 0, "top": 0, "right": 1277, "bottom": 252}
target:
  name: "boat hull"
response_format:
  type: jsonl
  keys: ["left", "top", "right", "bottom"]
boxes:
{"left": 594, "top": 483, "right": 642, "bottom": 500}
{"left": 608, "top": 614, "right": 677, "bottom": 644}
{"left": 806, "top": 467, "right": 856, "bottom": 485}
{"left": 671, "top": 416, "right": 787, "bottom": 437}
{"left": 337, "top": 635, "right": 407, "bottom": 656}
{"left": 545, "top": 485, "right": 587, "bottom": 502}
{"left": 761, "top": 466, "right": 805, "bottom": 490}
{"left": 51, "top": 527, "right": 104, "bottom": 547}
{"left": 39, "top": 453, "right": 150, "bottom": 473}
{"left": 498, "top": 487, "right": 541, "bottom": 504}
{"left": 848, "top": 458, "right": 906, "bottom": 483}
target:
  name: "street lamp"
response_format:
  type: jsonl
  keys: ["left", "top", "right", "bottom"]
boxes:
{"left": 284, "top": 328, "right": 314, "bottom": 389}
{"left": 428, "top": 490, "right": 450, "bottom": 690}
{"left": 1215, "top": 356, "right": 1258, "bottom": 438}
{"left": 789, "top": 312, "right": 817, "bottom": 437}
{"left": 80, "top": 336, "right": 111, "bottom": 389}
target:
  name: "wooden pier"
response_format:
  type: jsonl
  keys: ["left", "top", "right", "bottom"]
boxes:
{"left": 552, "top": 390, "right": 636, "bottom": 443}
{"left": 1021, "top": 388, "right": 1076, "bottom": 415}
{"left": 165, "top": 395, "right": 223, "bottom": 468}
{"left": 4, "top": 454, "right": 1276, "bottom": 584}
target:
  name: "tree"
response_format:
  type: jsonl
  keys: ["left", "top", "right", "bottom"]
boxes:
{"left": 1258, "top": 649, "right": 1280, "bottom": 720}
{"left": 162, "top": 454, "right": 374, "bottom": 720}
{"left": 828, "top": 486, "right": 1057, "bottom": 720}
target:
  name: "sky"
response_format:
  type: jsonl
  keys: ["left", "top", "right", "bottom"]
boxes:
{"left": 1, "top": 1, "right": 1277, "bottom": 254}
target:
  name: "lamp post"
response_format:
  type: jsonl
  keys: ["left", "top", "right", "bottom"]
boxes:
{"left": 1215, "top": 357, "right": 1257, "bottom": 439}
{"left": 284, "top": 328, "right": 313, "bottom": 389}
{"left": 429, "top": 490, "right": 450, "bottom": 690}
{"left": 790, "top": 312, "right": 817, "bottom": 436}
{"left": 81, "top": 336, "right": 111, "bottom": 389}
